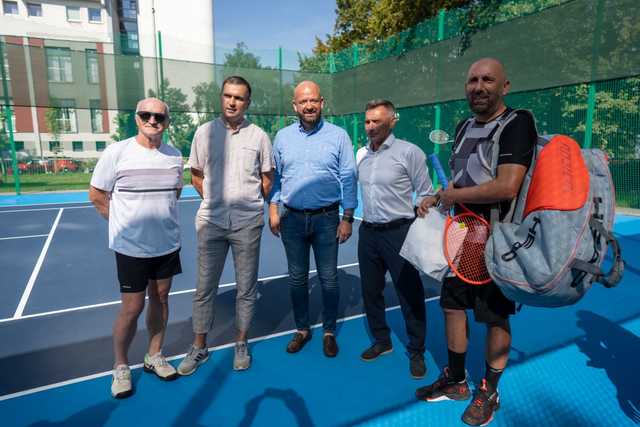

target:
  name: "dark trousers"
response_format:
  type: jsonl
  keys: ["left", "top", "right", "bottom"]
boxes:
{"left": 358, "top": 221, "right": 426, "bottom": 354}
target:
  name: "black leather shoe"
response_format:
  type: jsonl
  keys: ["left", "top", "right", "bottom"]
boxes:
{"left": 323, "top": 334, "right": 339, "bottom": 357}
{"left": 286, "top": 331, "right": 311, "bottom": 353}
{"left": 360, "top": 343, "right": 393, "bottom": 361}
{"left": 410, "top": 353, "right": 426, "bottom": 379}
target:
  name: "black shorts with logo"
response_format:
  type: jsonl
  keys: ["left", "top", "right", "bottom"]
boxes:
{"left": 115, "top": 249, "right": 182, "bottom": 293}
{"left": 440, "top": 276, "right": 516, "bottom": 323}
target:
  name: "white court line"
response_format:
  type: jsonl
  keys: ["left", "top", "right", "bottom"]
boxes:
{"left": 0, "top": 295, "right": 441, "bottom": 402}
{"left": 0, "top": 262, "right": 361, "bottom": 324}
{"left": 0, "top": 234, "right": 49, "bottom": 241}
{"left": 13, "top": 208, "right": 64, "bottom": 319}
{"left": 0, "top": 197, "right": 201, "bottom": 214}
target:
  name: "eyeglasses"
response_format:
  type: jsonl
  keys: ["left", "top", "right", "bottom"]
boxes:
{"left": 137, "top": 111, "right": 167, "bottom": 123}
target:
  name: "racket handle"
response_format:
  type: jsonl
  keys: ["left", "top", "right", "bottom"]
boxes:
{"left": 428, "top": 153, "right": 449, "bottom": 188}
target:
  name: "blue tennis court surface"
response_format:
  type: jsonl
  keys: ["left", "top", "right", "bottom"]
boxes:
{"left": 0, "top": 192, "right": 638, "bottom": 426}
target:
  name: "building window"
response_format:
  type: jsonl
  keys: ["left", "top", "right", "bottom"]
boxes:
{"left": 96, "top": 141, "right": 106, "bottom": 152}
{"left": 85, "top": 49, "right": 99, "bottom": 84}
{"left": 46, "top": 48, "right": 73, "bottom": 83}
{"left": 88, "top": 7, "right": 101, "bottom": 23}
{"left": 51, "top": 100, "right": 77, "bottom": 133}
{"left": 3, "top": 1, "right": 18, "bottom": 15}
{"left": 90, "top": 100, "right": 103, "bottom": 133}
{"left": 72, "top": 141, "right": 83, "bottom": 152}
{"left": 49, "top": 141, "right": 60, "bottom": 152}
{"left": 66, "top": 5, "right": 80, "bottom": 21}
{"left": 27, "top": 3, "right": 41, "bottom": 17}
{"left": 14, "top": 141, "right": 24, "bottom": 151}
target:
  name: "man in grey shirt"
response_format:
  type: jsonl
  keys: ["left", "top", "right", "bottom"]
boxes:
{"left": 356, "top": 99, "right": 433, "bottom": 379}
{"left": 178, "top": 76, "right": 273, "bottom": 374}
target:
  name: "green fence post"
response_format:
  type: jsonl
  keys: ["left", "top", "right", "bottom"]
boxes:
{"left": 0, "top": 39, "right": 20, "bottom": 195}
{"left": 278, "top": 46, "right": 284, "bottom": 129}
{"left": 432, "top": 9, "right": 446, "bottom": 188}
{"left": 352, "top": 43, "right": 359, "bottom": 68}
{"left": 584, "top": 84, "right": 596, "bottom": 149}
{"left": 157, "top": 31, "right": 169, "bottom": 144}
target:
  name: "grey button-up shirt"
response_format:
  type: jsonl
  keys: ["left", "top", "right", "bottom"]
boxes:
{"left": 189, "top": 117, "right": 273, "bottom": 230}
{"left": 356, "top": 134, "right": 433, "bottom": 223}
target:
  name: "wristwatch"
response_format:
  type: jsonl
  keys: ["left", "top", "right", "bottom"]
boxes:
{"left": 342, "top": 214, "right": 354, "bottom": 223}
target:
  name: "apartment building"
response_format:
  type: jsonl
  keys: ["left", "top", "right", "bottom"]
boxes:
{"left": 0, "top": 0, "right": 214, "bottom": 160}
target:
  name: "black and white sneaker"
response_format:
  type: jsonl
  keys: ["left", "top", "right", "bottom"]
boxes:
{"left": 177, "top": 345, "right": 209, "bottom": 376}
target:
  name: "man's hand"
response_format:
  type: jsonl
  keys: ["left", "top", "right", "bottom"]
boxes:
{"left": 268, "top": 203, "right": 281, "bottom": 237}
{"left": 438, "top": 182, "right": 456, "bottom": 209}
{"left": 417, "top": 195, "right": 439, "bottom": 217}
{"left": 336, "top": 220, "right": 352, "bottom": 243}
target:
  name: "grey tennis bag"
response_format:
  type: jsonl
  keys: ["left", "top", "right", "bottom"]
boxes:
{"left": 484, "top": 110, "right": 624, "bottom": 307}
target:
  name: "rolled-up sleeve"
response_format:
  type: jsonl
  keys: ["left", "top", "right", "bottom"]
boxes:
{"left": 338, "top": 131, "right": 358, "bottom": 210}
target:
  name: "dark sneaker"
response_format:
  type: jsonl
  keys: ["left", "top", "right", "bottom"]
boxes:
{"left": 360, "top": 343, "right": 393, "bottom": 361}
{"left": 461, "top": 379, "right": 500, "bottom": 426}
{"left": 410, "top": 353, "right": 426, "bottom": 379}
{"left": 416, "top": 367, "right": 471, "bottom": 402}
{"left": 286, "top": 331, "right": 311, "bottom": 353}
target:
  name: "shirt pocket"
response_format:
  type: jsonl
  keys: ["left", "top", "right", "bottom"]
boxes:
{"left": 241, "top": 146, "right": 259, "bottom": 174}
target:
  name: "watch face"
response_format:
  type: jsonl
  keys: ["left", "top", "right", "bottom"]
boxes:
{"left": 343, "top": 216, "right": 354, "bottom": 223}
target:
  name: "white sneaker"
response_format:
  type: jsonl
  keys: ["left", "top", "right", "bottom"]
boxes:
{"left": 111, "top": 364, "right": 132, "bottom": 398}
{"left": 233, "top": 341, "right": 251, "bottom": 371}
{"left": 177, "top": 345, "right": 209, "bottom": 376}
{"left": 143, "top": 352, "right": 178, "bottom": 380}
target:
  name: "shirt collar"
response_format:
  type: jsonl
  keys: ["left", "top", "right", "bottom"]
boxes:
{"left": 219, "top": 117, "right": 249, "bottom": 134}
{"left": 367, "top": 133, "right": 396, "bottom": 152}
{"left": 298, "top": 118, "right": 324, "bottom": 136}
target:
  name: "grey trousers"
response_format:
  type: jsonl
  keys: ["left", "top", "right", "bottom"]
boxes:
{"left": 192, "top": 216, "right": 263, "bottom": 334}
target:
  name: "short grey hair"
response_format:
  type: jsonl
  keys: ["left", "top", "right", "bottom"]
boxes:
{"left": 365, "top": 99, "right": 396, "bottom": 115}
{"left": 135, "top": 97, "right": 170, "bottom": 116}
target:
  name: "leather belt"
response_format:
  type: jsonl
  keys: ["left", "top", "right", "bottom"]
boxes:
{"left": 361, "top": 217, "right": 414, "bottom": 230}
{"left": 284, "top": 202, "right": 340, "bottom": 215}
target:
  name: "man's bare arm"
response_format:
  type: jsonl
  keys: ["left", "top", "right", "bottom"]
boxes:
{"left": 439, "top": 164, "right": 528, "bottom": 206}
{"left": 89, "top": 186, "right": 110, "bottom": 220}
{"left": 260, "top": 170, "right": 274, "bottom": 199}
{"left": 191, "top": 167, "right": 204, "bottom": 199}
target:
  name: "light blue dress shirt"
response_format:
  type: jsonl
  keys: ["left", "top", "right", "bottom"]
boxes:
{"left": 271, "top": 119, "right": 358, "bottom": 210}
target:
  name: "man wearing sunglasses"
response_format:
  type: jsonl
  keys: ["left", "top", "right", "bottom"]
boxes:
{"left": 178, "top": 76, "right": 273, "bottom": 375}
{"left": 89, "top": 97, "right": 183, "bottom": 398}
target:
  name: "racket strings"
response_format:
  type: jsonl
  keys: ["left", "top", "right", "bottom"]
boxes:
{"left": 445, "top": 214, "right": 491, "bottom": 285}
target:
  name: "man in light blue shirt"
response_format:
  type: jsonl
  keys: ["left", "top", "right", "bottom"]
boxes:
{"left": 269, "top": 80, "right": 357, "bottom": 357}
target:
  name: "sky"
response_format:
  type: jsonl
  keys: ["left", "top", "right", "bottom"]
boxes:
{"left": 214, "top": 0, "right": 337, "bottom": 69}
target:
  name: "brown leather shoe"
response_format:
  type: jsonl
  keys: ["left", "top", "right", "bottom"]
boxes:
{"left": 323, "top": 333, "right": 338, "bottom": 357}
{"left": 286, "top": 331, "right": 311, "bottom": 353}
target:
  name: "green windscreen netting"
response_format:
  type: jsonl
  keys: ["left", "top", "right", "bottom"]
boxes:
{"left": 1, "top": 0, "right": 639, "bottom": 206}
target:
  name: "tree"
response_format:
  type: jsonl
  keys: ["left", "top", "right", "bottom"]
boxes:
{"left": 224, "top": 42, "right": 262, "bottom": 69}
{"left": 111, "top": 111, "right": 137, "bottom": 142}
{"left": 148, "top": 78, "right": 195, "bottom": 156}
{"left": 45, "top": 107, "right": 64, "bottom": 173}
{"left": 192, "top": 81, "right": 219, "bottom": 125}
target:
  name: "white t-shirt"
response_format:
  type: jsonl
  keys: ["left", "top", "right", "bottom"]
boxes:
{"left": 90, "top": 137, "right": 183, "bottom": 258}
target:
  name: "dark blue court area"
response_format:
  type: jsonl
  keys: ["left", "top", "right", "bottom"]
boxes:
{"left": 0, "top": 191, "right": 639, "bottom": 426}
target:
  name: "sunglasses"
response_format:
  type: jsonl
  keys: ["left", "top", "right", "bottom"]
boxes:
{"left": 137, "top": 111, "right": 167, "bottom": 123}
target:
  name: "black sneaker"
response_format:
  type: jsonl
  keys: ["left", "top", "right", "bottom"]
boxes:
{"left": 461, "top": 379, "right": 500, "bottom": 426}
{"left": 416, "top": 367, "right": 471, "bottom": 402}
{"left": 409, "top": 353, "right": 426, "bottom": 379}
{"left": 360, "top": 343, "right": 393, "bottom": 361}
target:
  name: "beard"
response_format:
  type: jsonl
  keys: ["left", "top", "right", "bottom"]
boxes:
{"left": 466, "top": 92, "right": 498, "bottom": 115}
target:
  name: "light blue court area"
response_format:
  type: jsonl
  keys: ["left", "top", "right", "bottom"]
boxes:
{"left": 0, "top": 192, "right": 638, "bottom": 426}
{"left": 0, "top": 186, "right": 200, "bottom": 207}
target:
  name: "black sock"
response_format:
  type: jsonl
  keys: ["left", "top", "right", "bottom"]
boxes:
{"left": 485, "top": 362, "right": 504, "bottom": 391}
{"left": 448, "top": 349, "right": 466, "bottom": 382}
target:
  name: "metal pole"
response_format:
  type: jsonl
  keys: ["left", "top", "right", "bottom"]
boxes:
{"left": 278, "top": 46, "right": 284, "bottom": 129}
{"left": 157, "top": 31, "right": 169, "bottom": 144}
{"left": 432, "top": 9, "right": 445, "bottom": 187}
{"left": 584, "top": 0, "right": 604, "bottom": 149}
{"left": 0, "top": 39, "right": 20, "bottom": 194}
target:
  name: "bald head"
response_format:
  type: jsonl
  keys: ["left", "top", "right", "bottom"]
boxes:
{"left": 134, "top": 97, "right": 169, "bottom": 145}
{"left": 465, "top": 58, "right": 510, "bottom": 121}
{"left": 292, "top": 80, "right": 324, "bottom": 130}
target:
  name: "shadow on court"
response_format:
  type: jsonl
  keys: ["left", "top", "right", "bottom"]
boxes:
{"left": 26, "top": 400, "right": 117, "bottom": 427}
{"left": 576, "top": 310, "right": 640, "bottom": 424}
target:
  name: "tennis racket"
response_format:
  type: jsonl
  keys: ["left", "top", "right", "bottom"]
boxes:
{"left": 428, "top": 150, "right": 492, "bottom": 285}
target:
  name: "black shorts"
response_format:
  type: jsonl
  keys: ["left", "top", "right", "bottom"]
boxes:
{"left": 440, "top": 276, "right": 516, "bottom": 323}
{"left": 115, "top": 249, "right": 182, "bottom": 293}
